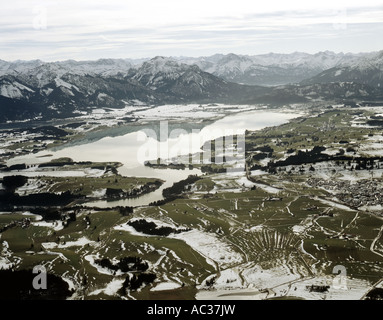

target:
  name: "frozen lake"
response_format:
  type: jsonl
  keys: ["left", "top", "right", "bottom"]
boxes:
{"left": 6, "top": 107, "right": 301, "bottom": 207}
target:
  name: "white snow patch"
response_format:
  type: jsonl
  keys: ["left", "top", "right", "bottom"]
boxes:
{"left": 359, "top": 204, "right": 383, "bottom": 212}
{"left": 89, "top": 278, "right": 125, "bottom": 296}
{"left": 315, "top": 197, "right": 355, "bottom": 212}
{"left": 248, "top": 225, "right": 264, "bottom": 232}
{"left": 0, "top": 241, "right": 13, "bottom": 270}
{"left": 42, "top": 237, "right": 96, "bottom": 249}
{"left": 170, "top": 229, "right": 243, "bottom": 268}
{"left": 250, "top": 170, "right": 268, "bottom": 176}
{"left": 90, "top": 188, "right": 107, "bottom": 198}
{"left": 214, "top": 268, "right": 243, "bottom": 289}
{"left": 236, "top": 176, "right": 256, "bottom": 188}
{"left": 33, "top": 220, "right": 65, "bottom": 231}
{"left": 150, "top": 281, "right": 182, "bottom": 291}
{"left": 84, "top": 254, "right": 117, "bottom": 276}
{"left": 55, "top": 78, "right": 79, "bottom": 91}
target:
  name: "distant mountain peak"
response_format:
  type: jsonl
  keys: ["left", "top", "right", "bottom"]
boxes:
{"left": 302, "top": 49, "right": 383, "bottom": 88}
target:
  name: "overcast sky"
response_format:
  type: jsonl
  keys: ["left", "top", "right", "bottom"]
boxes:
{"left": 1, "top": 0, "right": 383, "bottom": 61}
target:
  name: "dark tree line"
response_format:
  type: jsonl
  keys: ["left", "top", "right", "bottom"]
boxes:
{"left": 0, "top": 191, "right": 80, "bottom": 209}
{"left": 200, "top": 166, "right": 226, "bottom": 174}
{"left": 162, "top": 175, "right": 201, "bottom": 198}
{"left": 1, "top": 175, "right": 28, "bottom": 191}
{"left": 365, "top": 288, "right": 383, "bottom": 300}
{"left": 117, "top": 206, "right": 134, "bottom": 216}
{"left": 148, "top": 197, "right": 177, "bottom": 206}
{"left": 105, "top": 180, "right": 162, "bottom": 200}
{"left": 0, "top": 175, "right": 82, "bottom": 210}
{"left": 1, "top": 164, "right": 27, "bottom": 171}
{"left": 251, "top": 152, "right": 269, "bottom": 161}
{"left": 272, "top": 146, "right": 327, "bottom": 167}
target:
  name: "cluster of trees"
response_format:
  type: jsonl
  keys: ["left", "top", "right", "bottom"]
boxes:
{"left": 162, "top": 175, "right": 201, "bottom": 199}
{"left": 248, "top": 163, "right": 263, "bottom": 171}
{"left": 365, "top": 288, "right": 383, "bottom": 300}
{"left": 322, "top": 157, "right": 382, "bottom": 171}
{"left": 145, "top": 161, "right": 187, "bottom": 170}
{"left": 272, "top": 146, "right": 327, "bottom": 168}
{"left": 105, "top": 188, "right": 124, "bottom": 199}
{"left": 95, "top": 256, "right": 149, "bottom": 273}
{"left": 117, "top": 206, "right": 134, "bottom": 216}
{"left": 251, "top": 152, "right": 269, "bottom": 161}
{"left": 307, "top": 285, "right": 330, "bottom": 293}
{"left": 1, "top": 175, "right": 28, "bottom": 191}
{"left": 62, "top": 122, "right": 86, "bottom": 129}
{"left": 0, "top": 175, "right": 80, "bottom": 210}
{"left": 351, "top": 158, "right": 382, "bottom": 171}
{"left": 1, "top": 164, "right": 27, "bottom": 171}
{"left": 148, "top": 198, "right": 175, "bottom": 207}
{"left": 27, "top": 208, "right": 77, "bottom": 222}
{"left": 29, "top": 125, "right": 68, "bottom": 138}
{"left": 205, "top": 276, "right": 217, "bottom": 287}
{"left": 127, "top": 219, "right": 190, "bottom": 237}
{"left": 367, "top": 119, "right": 383, "bottom": 127}
{"left": 105, "top": 180, "right": 162, "bottom": 200}
{"left": 118, "top": 273, "right": 157, "bottom": 293}
{"left": 200, "top": 165, "right": 226, "bottom": 174}
{"left": 38, "top": 161, "right": 75, "bottom": 168}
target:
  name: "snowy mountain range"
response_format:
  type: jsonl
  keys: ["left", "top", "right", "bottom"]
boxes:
{"left": 177, "top": 51, "right": 371, "bottom": 86}
{"left": 0, "top": 56, "right": 265, "bottom": 122}
{"left": 0, "top": 51, "right": 382, "bottom": 122}
{"left": 301, "top": 51, "right": 383, "bottom": 88}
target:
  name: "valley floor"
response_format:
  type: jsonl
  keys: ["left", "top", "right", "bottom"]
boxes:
{"left": 1, "top": 103, "right": 383, "bottom": 300}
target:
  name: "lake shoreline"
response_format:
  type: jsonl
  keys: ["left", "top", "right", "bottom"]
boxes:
{"left": 2, "top": 104, "right": 306, "bottom": 208}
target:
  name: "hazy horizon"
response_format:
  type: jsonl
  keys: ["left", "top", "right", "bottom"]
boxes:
{"left": 1, "top": 0, "right": 383, "bottom": 61}
{"left": 0, "top": 49, "right": 380, "bottom": 64}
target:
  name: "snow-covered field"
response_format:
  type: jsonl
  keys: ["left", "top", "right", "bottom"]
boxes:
{"left": 133, "top": 104, "right": 261, "bottom": 121}
{"left": 170, "top": 229, "right": 243, "bottom": 269}
{"left": 88, "top": 278, "right": 125, "bottom": 297}
{"left": 54, "top": 104, "right": 266, "bottom": 134}
{"left": 196, "top": 268, "right": 371, "bottom": 300}
{"left": 114, "top": 216, "right": 243, "bottom": 269}
{"left": 205, "top": 171, "right": 281, "bottom": 195}
{"left": 292, "top": 217, "right": 314, "bottom": 236}
{"left": 358, "top": 134, "right": 383, "bottom": 157}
